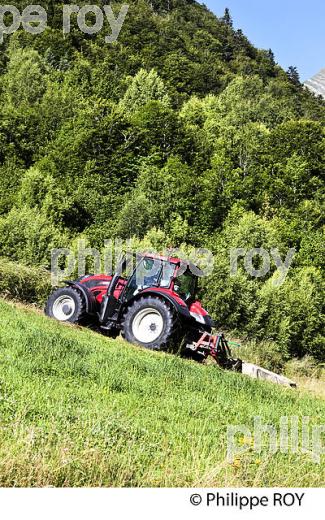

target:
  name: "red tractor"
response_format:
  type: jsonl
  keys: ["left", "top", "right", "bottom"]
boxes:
{"left": 45, "top": 252, "right": 238, "bottom": 367}
{"left": 45, "top": 252, "right": 297, "bottom": 386}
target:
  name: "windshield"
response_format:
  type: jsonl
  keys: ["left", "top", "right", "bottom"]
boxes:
{"left": 124, "top": 258, "right": 176, "bottom": 300}
{"left": 139, "top": 258, "right": 176, "bottom": 288}
{"left": 174, "top": 270, "right": 197, "bottom": 301}
{"left": 139, "top": 258, "right": 162, "bottom": 286}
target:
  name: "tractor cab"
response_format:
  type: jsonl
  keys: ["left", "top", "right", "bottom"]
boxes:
{"left": 120, "top": 253, "right": 200, "bottom": 303}
{"left": 98, "top": 252, "right": 206, "bottom": 333}
{"left": 123, "top": 255, "right": 176, "bottom": 297}
{"left": 99, "top": 253, "right": 183, "bottom": 326}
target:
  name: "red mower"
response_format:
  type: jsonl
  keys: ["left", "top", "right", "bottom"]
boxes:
{"left": 45, "top": 252, "right": 296, "bottom": 386}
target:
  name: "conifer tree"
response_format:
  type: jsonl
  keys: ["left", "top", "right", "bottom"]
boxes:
{"left": 222, "top": 7, "right": 233, "bottom": 27}
{"left": 287, "top": 66, "right": 301, "bottom": 86}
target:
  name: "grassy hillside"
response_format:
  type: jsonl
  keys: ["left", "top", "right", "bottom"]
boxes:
{"left": 0, "top": 299, "right": 324, "bottom": 487}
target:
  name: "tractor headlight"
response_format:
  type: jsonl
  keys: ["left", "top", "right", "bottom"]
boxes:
{"left": 190, "top": 312, "right": 205, "bottom": 324}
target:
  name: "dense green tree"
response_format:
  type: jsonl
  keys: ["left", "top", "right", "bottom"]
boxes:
{"left": 4, "top": 47, "right": 47, "bottom": 106}
{"left": 119, "top": 69, "right": 171, "bottom": 114}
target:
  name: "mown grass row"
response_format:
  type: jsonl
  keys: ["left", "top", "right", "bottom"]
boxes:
{"left": 0, "top": 257, "right": 51, "bottom": 305}
{"left": 0, "top": 299, "right": 324, "bottom": 486}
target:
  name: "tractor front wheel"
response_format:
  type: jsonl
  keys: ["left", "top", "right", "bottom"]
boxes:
{"left": 122, "top": 297, "right": 179, "bottom": 351}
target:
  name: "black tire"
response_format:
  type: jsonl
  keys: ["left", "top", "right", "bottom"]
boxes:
{"left": 121, "top": 296, "right": 180, "bottom": 351}
{"left": 45, "top": 287, "right": 86, "bottom": 324}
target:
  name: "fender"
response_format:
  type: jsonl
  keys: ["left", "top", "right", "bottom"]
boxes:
{"left": 122, "top": 289, "right": 193, "bottom": 322}
{"left": 65, "top": 281, "right": 97, "bottom": 315}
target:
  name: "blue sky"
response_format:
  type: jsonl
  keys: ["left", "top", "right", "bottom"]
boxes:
{"left": 204, "top": 0, "right": 325, "bottom": 81}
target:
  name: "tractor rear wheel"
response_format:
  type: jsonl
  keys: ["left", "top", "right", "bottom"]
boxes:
{"left": 121, "top": 297, "right": 180, "bottom": 351}
{"left": 45, "top": 287, "right": 86, "bottom": 324}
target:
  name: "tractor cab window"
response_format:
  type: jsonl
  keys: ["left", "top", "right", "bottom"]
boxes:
{"left": 124, "top": 257, "right": 175, "bottom": 301}
{"left": 124, "top": 257, "right": 161, "bottom": 301}
{"left": 174, "top": 270, "right": 197, "bottom": 301}
{"left": 140, "top": 258, "right": 162, "bottom": 287}
{"left": 139, "top": 258, "right": 175, "bottom": 289}
{"left": 160, "top": 262, "right": 176, "bottom": 288}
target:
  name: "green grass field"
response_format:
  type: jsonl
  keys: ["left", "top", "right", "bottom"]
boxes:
{"left": 0, "top": 299, "right": 324, "bottom": 487}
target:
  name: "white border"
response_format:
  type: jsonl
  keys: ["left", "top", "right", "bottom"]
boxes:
{"left": 0, "top": 488, "right": 323, "bottom": 520}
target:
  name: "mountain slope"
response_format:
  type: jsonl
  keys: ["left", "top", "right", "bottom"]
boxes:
{"left": 0, "top": 299, "right": 324, "bottom": 487}
{"left": 305, "top": 68, "right": 325, "bottom": 98}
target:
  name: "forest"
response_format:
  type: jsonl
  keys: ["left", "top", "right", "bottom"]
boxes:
{"left": 0, "top": 0, "right": 324, "bottom": 368}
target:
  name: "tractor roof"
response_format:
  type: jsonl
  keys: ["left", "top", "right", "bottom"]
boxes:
{"left": 140, "top": 252, "right": 204, "bottom": 277}
{"left": 142, "top": 252, "right": 180, "bottom": 264}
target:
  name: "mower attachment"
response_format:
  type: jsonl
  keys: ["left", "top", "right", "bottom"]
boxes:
{"left": 194, "top": 332, "right": 242, "bottom": 372}
{"left": 193, "top": 332, "right": 296, "bottom": 388}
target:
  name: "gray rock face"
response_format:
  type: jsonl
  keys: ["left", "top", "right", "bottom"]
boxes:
{"left": 305, "top": 69, "right": 325, "bottom": 98}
